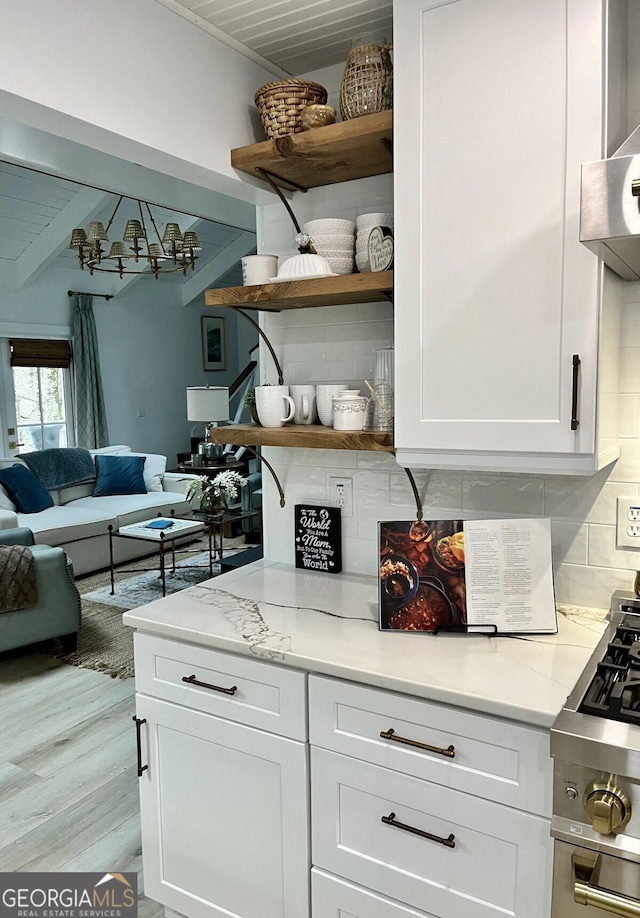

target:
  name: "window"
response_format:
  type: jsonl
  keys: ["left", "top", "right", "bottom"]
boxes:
{"left": 10, "top": 339, "right": 74, "bottom": 453}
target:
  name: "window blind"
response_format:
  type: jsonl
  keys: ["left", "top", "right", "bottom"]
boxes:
{"left": 10, "top": 339, "right": 72, "bottom": 369}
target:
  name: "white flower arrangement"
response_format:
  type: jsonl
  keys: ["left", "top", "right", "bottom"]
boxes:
{"left": 187, "top": 470, "right": 247, "bottom": 512}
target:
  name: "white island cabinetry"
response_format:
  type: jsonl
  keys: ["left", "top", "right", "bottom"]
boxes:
{"left": 133, "top": 633, "right": 552, "bottom": 918}
{"left": 125, "top": 563, "right": 604, "bottom": 918}
{"left": 393, "top": 0, "right": 625, "bottom": 474}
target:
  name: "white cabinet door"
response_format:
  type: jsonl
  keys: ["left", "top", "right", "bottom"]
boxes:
{"left": 135, "top": 694, "right": 309, "bottom": 918}
{"left": 394, "top": 0, "right": 621, "bottom": 474}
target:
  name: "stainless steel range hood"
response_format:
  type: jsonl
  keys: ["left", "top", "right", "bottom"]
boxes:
{"left": 581, "top": 126, "right": 640, "bottom": 280}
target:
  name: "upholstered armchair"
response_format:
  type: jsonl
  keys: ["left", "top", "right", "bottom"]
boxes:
{"left": 0, "top": 527, "right": 81, "bottom": 654}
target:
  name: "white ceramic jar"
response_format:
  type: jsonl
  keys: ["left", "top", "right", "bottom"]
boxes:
{"left": 332, "top": 392, "right": 367, "bottom": 431}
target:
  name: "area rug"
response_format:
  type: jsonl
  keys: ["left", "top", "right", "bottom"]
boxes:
{"left": 82, "top": 551, "right": 231, "bottom": 609}
{"left": 49, "top": 536, "right": 258, "bottom": 679}
{"left": 55, "top": 600, "right": 136, "bottom": 679}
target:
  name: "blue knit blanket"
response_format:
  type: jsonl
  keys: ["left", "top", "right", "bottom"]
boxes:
{"left": 21, "top": 447, "right": 96, "bottom": 490}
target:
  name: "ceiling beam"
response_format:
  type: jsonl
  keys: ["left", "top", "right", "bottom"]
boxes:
{"left": 12, "top": 187, "right": 109, "bottom": 287}
{"left": 180, "top": 231, "right": 256, "bottom": 307}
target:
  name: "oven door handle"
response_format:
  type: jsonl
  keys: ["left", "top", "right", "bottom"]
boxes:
{"left": 574, "top": 852, "right": 640, "bottom": 917}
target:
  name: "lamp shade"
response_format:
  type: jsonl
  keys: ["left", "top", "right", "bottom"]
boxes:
{"left": 187, "top": 386, "right": 229, "bottom": 423}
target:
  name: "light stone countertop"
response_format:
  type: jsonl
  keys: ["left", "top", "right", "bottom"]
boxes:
{"left": 123, "top": 560, "right": 609, "bottom": 729}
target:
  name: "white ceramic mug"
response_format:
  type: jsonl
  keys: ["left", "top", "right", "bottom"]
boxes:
{"left": 255, "top": 385, "right": 295, "bottom": 428}
{"left": 290, "top": 384, "right": 317, "bottom": 424}
{"left": 241, "top": 254, "right": 278, "bottom": 286}
{"left": 316, "top": 384, "right": 346, "bottom": 426}
{"left": 332, "top": 395, "right": 367, "bottom": 431}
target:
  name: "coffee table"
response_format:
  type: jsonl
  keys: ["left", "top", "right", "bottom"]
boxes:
{"left": 108, "top": 517, "right": 211, "bottom": 598}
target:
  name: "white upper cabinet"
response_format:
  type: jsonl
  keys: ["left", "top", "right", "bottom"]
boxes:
{"left": 393, "top": 0, "right": 625, "bottom": 474}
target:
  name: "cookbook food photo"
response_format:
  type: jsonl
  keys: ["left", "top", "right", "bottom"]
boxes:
{"left": 378, "top": 517, "right": 557, "bottom": 635}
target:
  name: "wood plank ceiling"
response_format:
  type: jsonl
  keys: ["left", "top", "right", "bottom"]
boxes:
{"left": 154, "top": 0, "right": 393, "bottom": 75}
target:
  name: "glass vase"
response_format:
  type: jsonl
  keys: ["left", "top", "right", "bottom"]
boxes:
{"left": 339, "top": 33, "right": 393, "bottom": 121}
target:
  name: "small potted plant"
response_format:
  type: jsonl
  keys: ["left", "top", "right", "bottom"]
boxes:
{"left": 244, "top": 388, "right": 261, "bottom": 425}
{"left": 187, "top": 470, "right": 247, "bottom": 518}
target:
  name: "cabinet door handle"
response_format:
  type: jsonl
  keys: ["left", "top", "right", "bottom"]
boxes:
{"left": 182, "top": 674, "right": 238, "bottom": 695}
{"left": 571, "top": 354, "right": 581, "bottom": 431}
{"left": 381, "top": 812, "right": 455, "bottom": 848}
{"left": 380, "top": 727, "right": 455, "bottom": 758}
{"left": 132, "top": 716, "right": 148, "bottom": 778}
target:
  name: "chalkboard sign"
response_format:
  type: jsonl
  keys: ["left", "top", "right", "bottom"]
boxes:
{"left": 294, "top": 505, "right": 342, "bottom": 574}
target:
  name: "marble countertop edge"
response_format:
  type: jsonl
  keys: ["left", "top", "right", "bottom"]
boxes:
{"left": 123, "top": 561, "right": 609, "bottom": 730}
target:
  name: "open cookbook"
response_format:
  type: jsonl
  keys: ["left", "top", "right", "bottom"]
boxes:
{"left": 378, "top": 518, "right": 557, "bottom": 635}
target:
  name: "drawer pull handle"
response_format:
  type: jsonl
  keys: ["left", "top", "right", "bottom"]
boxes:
{"left": 182, "top": 674, "right": 238, "bottom": 695}
{"left": 381, "top": 812, "right": 455, "bottom": 849}
{"left": 132, "top": 716, "right": 148, "bottom": 778}
{"left": 380, "top": 728, "right": 455, "bottom": 758}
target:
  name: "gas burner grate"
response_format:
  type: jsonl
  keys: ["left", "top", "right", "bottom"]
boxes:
{"left": 579, "top": 624, "right": 640, "bottom": 723}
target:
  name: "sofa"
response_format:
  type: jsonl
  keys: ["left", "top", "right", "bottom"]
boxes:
{"left": 0, "top": 446, "right": 199, "bottom": 576}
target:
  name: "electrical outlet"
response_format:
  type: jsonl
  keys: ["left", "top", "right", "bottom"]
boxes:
{"left": 616, "top": 498, "right": 640, "bottom": 548}
{"left": 329, "top": 476, "right": 354, "bottom": 517}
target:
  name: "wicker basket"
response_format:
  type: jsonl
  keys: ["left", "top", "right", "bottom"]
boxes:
{"left": 255, "top": 79, "right": 328, "bottom": 139}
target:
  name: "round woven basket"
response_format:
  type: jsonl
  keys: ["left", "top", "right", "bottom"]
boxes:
{"left": 255, "top": 79, "right": 328, "bottom": 139}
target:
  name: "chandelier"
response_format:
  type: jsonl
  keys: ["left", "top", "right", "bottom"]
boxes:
{"left": 68, "top": 196, "right": 202, "bottom": 279}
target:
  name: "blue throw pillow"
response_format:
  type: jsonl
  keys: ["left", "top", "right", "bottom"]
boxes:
{"left": 93, "top": 455, "right": 147, "bottom": 497}
{"left": 0, "top": 464, "right": 54, "bottom": 513}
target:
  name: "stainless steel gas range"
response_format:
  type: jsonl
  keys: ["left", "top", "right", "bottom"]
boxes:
{"left": 551, "top": 591, "right": 640, "bottom": 916}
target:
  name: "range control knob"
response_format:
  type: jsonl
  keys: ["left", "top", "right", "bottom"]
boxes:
{"left": 583, "top": 780, "right": 631, "bottom": 835}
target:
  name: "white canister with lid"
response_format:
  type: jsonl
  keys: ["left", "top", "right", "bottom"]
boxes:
{"left": 332, "top": 391, "right": 367, "bottom": 431}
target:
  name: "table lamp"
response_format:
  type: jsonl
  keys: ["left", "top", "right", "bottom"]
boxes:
{"left": 187, "top": 386, "right": 229, "bottom": 462}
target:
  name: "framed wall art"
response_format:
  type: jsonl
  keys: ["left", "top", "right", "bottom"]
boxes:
{"left": 201, "top": 316, "right": 226, "bottom": 371}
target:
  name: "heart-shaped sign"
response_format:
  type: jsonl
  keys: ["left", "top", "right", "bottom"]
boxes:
{"left": 367, "top": 226, "right": 394, "bottom": 272}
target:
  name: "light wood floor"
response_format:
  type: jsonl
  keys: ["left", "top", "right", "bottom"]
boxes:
{"left": 0, "top": 649, "right": 163, "bottom": 918}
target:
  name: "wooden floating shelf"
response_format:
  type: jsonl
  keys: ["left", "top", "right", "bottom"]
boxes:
{"left": 205, "top": 271, "right": 393, "bottom": 312}
{"left": 208, "top": 424, "right": 394, "bottom": 452}
{"left": 231, "top": 111, "right": 392, "bottom": 191}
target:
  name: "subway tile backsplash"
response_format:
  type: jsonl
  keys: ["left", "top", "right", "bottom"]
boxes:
{"left": 257, "top": 177, "right": 640, "bottom": 611}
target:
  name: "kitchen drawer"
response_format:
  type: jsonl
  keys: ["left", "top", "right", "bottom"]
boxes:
{"left": 311, "top": 747, "right": 552, "bottom": 918}
{"left": 309, "top": 674, "right": 551, "bottom": 815}
{"left": 134, "top": 633, "right": 306, "bottom": 740}
{"left": 312, "top": 869, "right": 435, "bottom": 918}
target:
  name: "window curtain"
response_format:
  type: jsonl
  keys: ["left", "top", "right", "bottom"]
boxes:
{"left": 72, "top": 294, "right": 109, "bottom": 448}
